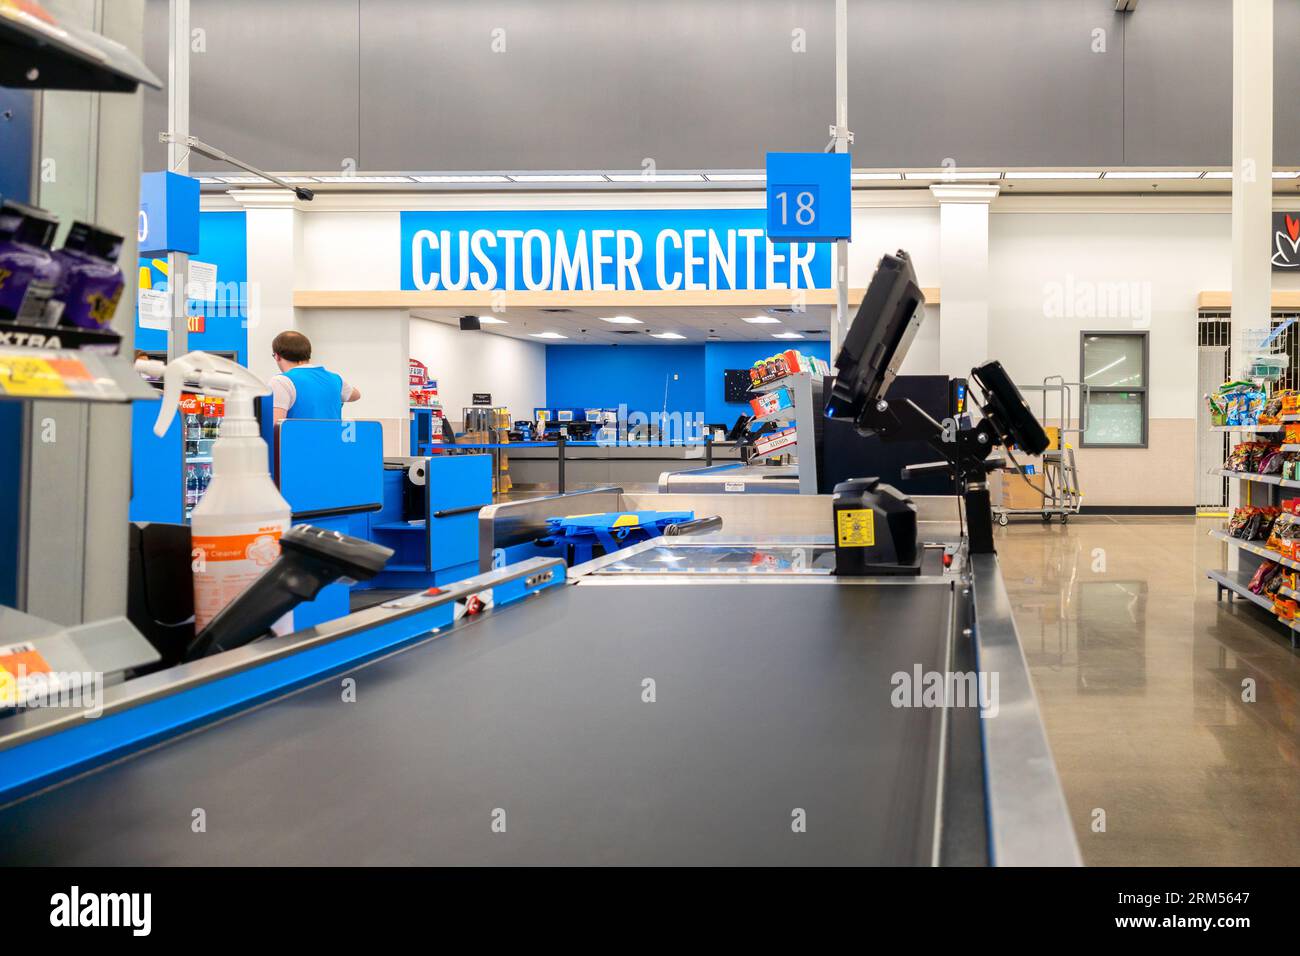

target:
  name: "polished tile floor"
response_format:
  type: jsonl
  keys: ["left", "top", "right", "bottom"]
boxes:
{"left": 997, "top": 515, "right": 1300, "bottom": 866}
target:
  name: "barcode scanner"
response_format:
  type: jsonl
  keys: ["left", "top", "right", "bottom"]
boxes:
{"left": 184, "top": 525, "right": 394, "bottom": 661}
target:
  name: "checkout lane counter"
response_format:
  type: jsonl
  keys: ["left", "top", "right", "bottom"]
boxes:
{"left": 0, "top": 250, "right": 1077, "bottom": 866}
{"left": 0, "top": 488, "right": 1078, "bottom": 865}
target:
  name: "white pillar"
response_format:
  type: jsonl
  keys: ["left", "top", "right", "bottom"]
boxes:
{"left": 1231, "top": 0, "right": 1272, "bottom": 378}
{"left": 931, "top": 184, "right": 1000, "bottom": 381}
{"left": 1228, "top": 0, "right": 1272, "bottom": 563}
{"left": 232, "top": 189, "right": 303, "bottom": 384}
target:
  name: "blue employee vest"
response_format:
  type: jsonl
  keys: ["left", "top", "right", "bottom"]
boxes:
{"left": 283, "top": 365, "right": 345, "bottom": 420}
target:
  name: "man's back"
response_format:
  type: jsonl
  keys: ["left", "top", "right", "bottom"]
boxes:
{"left": 278, "top": 365, "right": 345, "bottom": 420}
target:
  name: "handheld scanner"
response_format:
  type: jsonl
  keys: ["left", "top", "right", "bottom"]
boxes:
{"left": 184, "top": 525, "right": 395, "bottom": 661}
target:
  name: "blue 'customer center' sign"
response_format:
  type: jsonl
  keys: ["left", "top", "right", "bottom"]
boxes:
{"left": 400, "top": 210, "right": 832, "bottom": 292}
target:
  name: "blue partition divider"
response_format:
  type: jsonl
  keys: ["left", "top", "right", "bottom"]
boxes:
{"left": 278, "top": 419, "right": 384, "bottom": 517}
{"left": 129, "top": 400, "right": 183, "bottom": 524}
{"left": 277, "top": 419, "right": 385, "bottom": 627}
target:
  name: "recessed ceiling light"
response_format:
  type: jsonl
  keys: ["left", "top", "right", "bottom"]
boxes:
{"left": 1003, "top": 171, "right": 1102, "bottom": 180}
{"left": 1275, "top": 171, "right": 1300, "bottom": 179}
{"left": 1102, "top": 170, "right": 1203, "bottom": 179}
{"left": 772, "top": 332, "right": 805, "bottom": 340}
{"left": 742, "top": 315, "right": 782, "bottom": 325}
{"left": 1203, "top": 171, "right": 1232, "bottom": 179}
{"left": 529, "top": 331, "right": 568, "bottom": 339}
{"left": 510, "top": 174, "right": 608, "bottom": 183}
{"left": 412, "top": 174, "right": 511, "bottom": 183}
{"left": 704, "top": 173, "right": 766, "bottom": 182}
{"left": 606, "top": 173, "right": 705, "bottom": 183}
{"left": 477, "top": 316, "right": 508, "bottom": 325}
{"left": 852, "top": 172, "right": 903, "bottom": 181}
{"left": 649, "top": 332, "right": 687, "bottom": 340}
{"left": 599, "top": 315, "right": 643, "bottom": 324}
{"left": 903, "top": 171, "right": 1003, "bottom": 181}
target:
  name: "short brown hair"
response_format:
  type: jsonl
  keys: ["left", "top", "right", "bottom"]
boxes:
{"left": 272, "top": 330, "right": 311, "bottom": 363}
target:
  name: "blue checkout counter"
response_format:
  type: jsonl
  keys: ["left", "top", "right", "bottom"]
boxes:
{"left": 129, "top": 399, "right": 497, "bottom": 632}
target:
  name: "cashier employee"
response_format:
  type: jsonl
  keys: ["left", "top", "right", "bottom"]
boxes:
{"left": 269, "top": 330, "right": 361, "bottom": 424}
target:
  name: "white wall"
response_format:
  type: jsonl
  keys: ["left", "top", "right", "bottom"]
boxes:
{"left": 299, "top": 211, "right": 399, "bottom": 289}
{"left": 989, "top": 209, "right": 1231, "bottom": 418}
{"left": 297, "top": 307, "right": 410, "bottom": 454}
{"left": 848, "top": 203, "right": 942, "bottom": 375}
{"left": 988, "top": 207, "right": 1234, "bottom": 505}
{"left": 409, "top": 317, "right": 548, "bottom": 427}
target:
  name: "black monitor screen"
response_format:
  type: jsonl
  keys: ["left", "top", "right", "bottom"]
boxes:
{"left": 825, "top": 250, "right": 925, "bottom": 430}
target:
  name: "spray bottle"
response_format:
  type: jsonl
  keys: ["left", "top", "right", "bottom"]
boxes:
{"left": 138, "top": 351, "right": 293, "bottom": 634}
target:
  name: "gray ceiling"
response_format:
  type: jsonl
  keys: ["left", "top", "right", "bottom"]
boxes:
{"left": 141, "top": 0, "right": 1290, "bottom": 175}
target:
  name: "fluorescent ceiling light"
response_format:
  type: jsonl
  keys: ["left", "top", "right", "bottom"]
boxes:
{"left": 606, "top": 173, "right": 705, "bottom": 183}
{"left": 1197, "top": 171, "right": 1299, "bottom": 179}
{"left": 903, "top": 170, "right": 1003, "bottom": 180}
{"left": 529, "top": 331, "right": 568, "bottom": 339}
{"left": 510, "top": 174, "right": 608, "bottom": 183}
{"left": 196, "top": 177, "right": 223, "bottom": 184}
{"left": 704, "top": 173, "right": 766, "bottom": 182}
{"left": 477, "top": 316, "right": 508, "bottom": 325}
{"left": 311, "top": 175, "right": 413, "bottom": 183}
{"left": 649, "top": 332, "right": 687, "bottom": 340}
{"left": 1003, "top": 171, "right": 1102, "bottom": 180}
{"left": 412, "top": 174, "right": 510, "bottom": 183}
{"left": 852, "top": 172, "right": 903, "bottom": 181}
{"left": 772, "top": 332, "right": 805, "bottom": 340}
{"left": 1102, "top": 170, "right": 1202, "bottom": 179}
{"left": 216, "top": 175, "right": 270, "bottom": 184}
{"left": 741, "top": 315, "right": 782, "bottom": 325}
{"left": 599, "top": 315, "right": 642, "bottom": 324}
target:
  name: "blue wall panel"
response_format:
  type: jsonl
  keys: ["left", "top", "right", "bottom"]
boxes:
{"left": 702, "top": 341, "right": 830, "bottom": 425}
{"left": 545, "top": 342, "right": 831, "bottom": 427}
{"left": 545, "top": 345, "right": 706, "bottom": 423}
{"left": 135, "top": 210, "right": 249, "bottom": 363}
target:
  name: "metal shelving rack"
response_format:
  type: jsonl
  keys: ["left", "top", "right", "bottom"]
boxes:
{"left": 1206, "top": 418, "right": 1300, "bottom": 648}
{"left": 746, "top": 370, "right": 822, "bottom": 495}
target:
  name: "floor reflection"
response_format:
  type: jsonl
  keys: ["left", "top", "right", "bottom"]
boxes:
{"left": 996, "top": 515, "right": 1300, "bottom": 866}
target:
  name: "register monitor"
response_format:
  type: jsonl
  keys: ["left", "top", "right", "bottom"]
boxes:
{"left": 825, "top": 249, "right": 1048, "bottom": 557}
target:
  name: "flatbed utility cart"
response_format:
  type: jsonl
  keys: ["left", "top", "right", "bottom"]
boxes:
{"left": 994, "top": 375, "right": 1085, "bottom": 525}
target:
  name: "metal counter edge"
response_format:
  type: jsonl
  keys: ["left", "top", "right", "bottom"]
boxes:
{"left": 0, "top": 557, "right": 566, "bottom": 803}
{"left": 968, "top": 551, "right": 1083, "bottom": 866}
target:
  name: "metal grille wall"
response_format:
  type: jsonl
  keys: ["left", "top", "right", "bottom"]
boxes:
{"left": 1195, "top": 312, "right": 1300, "bottom": 512}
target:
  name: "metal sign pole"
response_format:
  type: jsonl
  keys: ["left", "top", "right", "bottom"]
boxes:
{"left": 831, "top": 0, "right": 850, "bottom": 359}
{"left": 166, "top": 0, "right": 190, "bottom": 360}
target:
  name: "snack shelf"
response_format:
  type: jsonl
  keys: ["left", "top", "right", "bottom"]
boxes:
{"left": 1212, "top": 469, "right": 1300, "bottom": 488}
{"left": 1211, "top": 424, "right": 1283, "bottom": 433}
{"left": 1215, "top": 468, "right": 1284, "bottom": 485}
{"left": 1205, "top": 561, "right": 1300, "bottom": 646}
{"left": 1209, "top": 529, "right": 1300, "bottom": 571}
{"left": 1206, "top": 568, "right": 1277, "bottom": 612}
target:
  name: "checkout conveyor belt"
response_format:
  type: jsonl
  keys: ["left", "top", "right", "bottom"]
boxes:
{"left": 0, "top": 578, "right": 981, "bottom": 866}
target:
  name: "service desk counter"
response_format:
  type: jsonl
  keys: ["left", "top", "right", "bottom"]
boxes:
{"left": 505, "top": 440, "right": 744, "bottom": 491}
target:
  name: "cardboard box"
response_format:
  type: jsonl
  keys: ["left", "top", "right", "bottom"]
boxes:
{"left": 1001, "top": 469, "right": 1046, "bottom": 511}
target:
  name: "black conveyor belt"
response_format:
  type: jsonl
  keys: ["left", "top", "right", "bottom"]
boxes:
{"left": 0, "top": 581, "right": 965, "bottom": 865}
